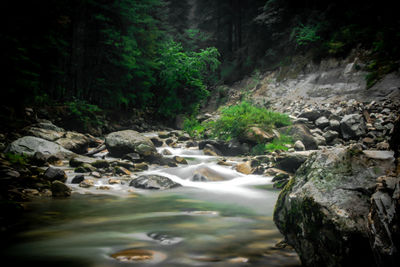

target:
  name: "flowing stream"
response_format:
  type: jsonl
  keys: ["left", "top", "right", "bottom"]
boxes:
{"left": 2, "top": 145, "right": 300, "bottom": 266}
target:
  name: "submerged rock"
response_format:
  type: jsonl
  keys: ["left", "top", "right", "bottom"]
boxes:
{"left": 236, "top": 161, "right": 253, "bottom": 175}
{"left": 274, "top": 145, "right": 395, "bottom": 267}
{"left": 129, "top": 175, "right": 181, "bottom": 190}
{"left": 111, "top": 249, "right": 166, "bottom": 263}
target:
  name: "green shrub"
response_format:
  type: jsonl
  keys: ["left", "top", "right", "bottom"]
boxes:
{"left": 66, "top": 100, "right": 103, "bottom": 131}
{"left": 157, "top": 41, "right": 220, "bottom": 118}
{"left": 291, "top": 23, "right": 321, "bottom": 46}
{"left": 265, "top": 135, "right": 293, "bottom": 152}
{"left": 250, "top": 134, "right": 293, "bottom": 155}
{"left": 210, "top": 101, "right": 291, "bottom": 141}
{"left": 183, "top": 117, "right": 206, "bottom": 139}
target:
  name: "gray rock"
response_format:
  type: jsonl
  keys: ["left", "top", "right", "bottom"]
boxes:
{"left": 191, "top": 173, "right": 208, "bottom": 182}
{"left": 105, "top": 130, "right": 156, "bottom": 157}
{"left": 122, "top": 153, "right": 142, "bottom": 163}
{"left": 315, "top": 116, "right": 329, "bottom": 129}
{"left": 313, "top": 133, "right": 326, "bottom": 146}
{"left": 294, "top": 140, "right": 305, "bottom": 151}
{"left": 329, "top": 119, "right": 341, "bottom": 131}
{"left": 323, "top": 130, "right": 339, "bottom": 144}
{"left": 33, "top": 122, "right": 65, "bottom": 132}
{"left": 274, "top": 145, "right": 395, "bottom": 267}
{"left": 129, "top": 175, "right": 181, "bottom": 190}
{"left": 279, "top": 124, "right": 318, "bottom": 150}
{"left": 299, "top": 109, "right": 331, "bottom": 122}
{"left": 43, "top": 167, "right": 67, "bottom": 183}
{"left": 340, "top": 114, "right": 366, "bottom": 140}
{"left": 24, "top": 127, "right": 64, "bottom": 141}
{"left": 6, "top": 136, "right": 75, "bottom": 158}
{"left": 368, "top": 175, "right": 400, "bottom": 266}
{"left": 55, "top": 131, "right": 92, "bottom": 154}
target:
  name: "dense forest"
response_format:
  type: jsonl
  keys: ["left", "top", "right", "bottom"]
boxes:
{"left": 2, "top": 0, "right": 399, "bottom": 121}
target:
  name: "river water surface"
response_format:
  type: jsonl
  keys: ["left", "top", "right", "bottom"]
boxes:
{"left": 3, "top": 146, "right": 300, "bottom": 266}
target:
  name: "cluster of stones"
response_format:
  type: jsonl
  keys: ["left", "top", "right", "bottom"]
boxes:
{"left": 280, "top": 98, "right": 399, "bottom": 150}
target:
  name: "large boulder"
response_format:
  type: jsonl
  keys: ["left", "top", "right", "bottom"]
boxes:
{"left": 6, "top": 136, "right": 75, "bottom": 158}
{"left": 24, "top": 127, "right": 64, "bottom": 141}
{"left": 55, "top": 131, "right": 92, "bottom": 154}
{"left": 105, "top": 130, "right": 156, "bottom": 157}
{"left": 274, "top": 145, "right": 395, "bottom": 267}
{"left": 129, "top": 175, "right": 181, "bottom": 190}
{"left": 340, "top": 114, "right": 366, "bottom": 140}
{"left": 279, "top": 124, "right": 318, "bottom": 150}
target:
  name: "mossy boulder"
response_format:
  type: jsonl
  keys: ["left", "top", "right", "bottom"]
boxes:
{"left": 273, "top": 145, "right": 395, "bottom": 267}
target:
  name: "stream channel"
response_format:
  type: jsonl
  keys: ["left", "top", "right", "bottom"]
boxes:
{"left": 3, "top": 137, "right": 300, "bottom": 266}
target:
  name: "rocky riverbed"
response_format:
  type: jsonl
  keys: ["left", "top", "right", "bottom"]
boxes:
{"left": 1, "top": 85, "right": 399, "bottom": 267}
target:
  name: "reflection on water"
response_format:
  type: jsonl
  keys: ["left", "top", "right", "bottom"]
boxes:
{"left": 2, "top": 146, "right": 300, "bottom": 266}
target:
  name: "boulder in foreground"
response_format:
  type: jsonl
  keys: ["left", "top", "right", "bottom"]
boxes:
{"left": 274, "top": 145, "right": 395, "bottom": 267}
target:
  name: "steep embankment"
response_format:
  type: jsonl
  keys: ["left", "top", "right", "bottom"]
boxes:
{"left": 223, "top": 54, "right": 400, "bottom": 111}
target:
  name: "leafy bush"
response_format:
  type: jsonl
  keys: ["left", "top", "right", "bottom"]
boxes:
{"left": 183, "top": 117, "right": 206, "bottom": 138}
{"left": 250, "top": 134, "right": 293, "bottom": 155}
{"left": 157, "top": 41, "right": 220, "bottom": 118}
{"left": 210, "top": 101, "right": 291, "bottom": 141}
{"left": 291, "top": 23, "right": 321, "bottom": 46}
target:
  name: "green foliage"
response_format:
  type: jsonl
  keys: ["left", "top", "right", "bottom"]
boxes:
{"left": 265, "top": 135, "right": 293, "bottom": 152}
{"left": 209, "top": 101, "right": 291, "bottom": 141}
{"left": 183, "top": 117, "right": 206, "bottom": 138}
{"left": 291, "top": 23, "right": 321, "bottom": 46}
{"left": 66, "top": 100, "right": 103, "bottom": 131}
{"left": 5, "top": 153, "right": 29, "bottom": 166}
{"left": 156, "top": 41, "right": 220, "bottom": 118}
{"left": 250, "top": 134, "right": 293, "bottom": 155}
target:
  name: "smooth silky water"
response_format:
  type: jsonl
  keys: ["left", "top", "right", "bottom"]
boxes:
{"left": 2, "top": 146, "right": 300, "bottom": 266}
